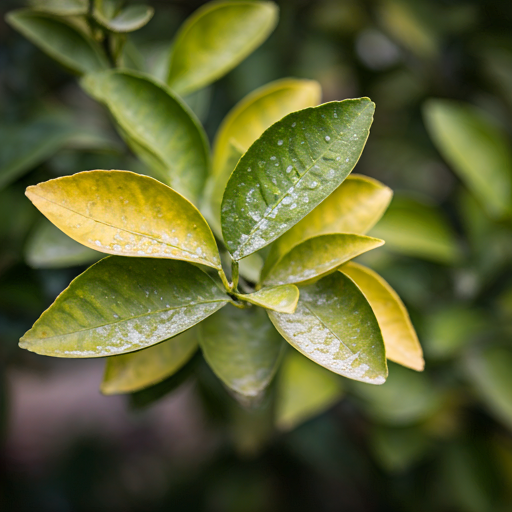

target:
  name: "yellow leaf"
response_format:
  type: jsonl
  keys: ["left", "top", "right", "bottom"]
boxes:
{"left": 212, "top": 78, "right": 321, "bottom": 177}
{"left": 101, "top": 329, "right": 198, "bottom": 395}
{"left": 340, "top": 262, "right": 424, "bottom": 371}
{"left": 25, "top": 170, "right": 221, "bottom": 269}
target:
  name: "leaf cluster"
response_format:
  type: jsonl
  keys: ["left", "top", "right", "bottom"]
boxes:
{"left": 7, "top": 0, "right": 423, "bottom": 426}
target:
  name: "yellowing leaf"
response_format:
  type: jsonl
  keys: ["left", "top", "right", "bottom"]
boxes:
{"left": 25, "top": 170, "right": 222, "bottom": 269}
{"left": 234, "top": 285, "right": 299, "bottom": 314}
{"left": 101, "top": 328, "right": 198, "bottom": 395}
{"left": 424, "top": 99, "right": 512, "bottom": 218}
{"left": 276, "top": 349, "right": 344, "bottom": 431}
{"left": 268, "top": 272, "right": 387, "bottom": 384}
{"left": 340, "top": 262, "right": 424, "bottom": 371}
{"left": 199, "top": 304, "right": 285, "bottom": 397}
{"left": 264, "top": 174, "right": 392, "bottom": 275}
{"left": 6, "top": 10, "right": 108, "bottom": 75}
{"left": 82, "top": 70, "right": 209, "bottom": 204}
{"left": 25, "top": 219, "right": 100, "bottom": 269}
{"left": 262, "top": 234, "right": 384, "bottom": 286}
{"left": 167, "top": 1, "right": 279, "bottom": 96}
{"left": 20, "top": 257, "right": 229, "bottom": 358}
{"left": 222, "top": 99, "right": 376, "bottom": 260}
{"left": 204, "top": 78, "right": 321, "bottom": 236}
{"left": 212, "top": 78, "right": 322, "bottom": 178}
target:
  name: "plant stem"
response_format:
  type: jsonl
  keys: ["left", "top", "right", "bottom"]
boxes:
{"left": 231, "top": 261, "right": 239, "bottom": 292}
{"left": 218, "top": 269, "right": 231, "bottom": 293}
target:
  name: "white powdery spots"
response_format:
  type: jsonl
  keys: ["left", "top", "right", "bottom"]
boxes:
{"left": 325, "top": 136, "right": 331, "bottom": 142}
{"left": 272, "top": 303, "right": 381, "bottom": 383}
{"left": 56, "top": 302, "right": 226, "bottom": 357}
{"left": 286, "top": 165, "right": 293, "bottom": 174}
{"left": 277, "top": 140, "right": 283, "bottom": 146}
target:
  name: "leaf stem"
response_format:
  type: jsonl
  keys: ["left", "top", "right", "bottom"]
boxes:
{"left": 218, "top": 269, "right": 231, "bottom": 293}
{"left": 231, "top": 260, "right": 239, "bottom": 292}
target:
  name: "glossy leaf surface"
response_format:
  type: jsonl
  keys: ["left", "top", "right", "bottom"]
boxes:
{"left": 268, "top": 272, "right": 387, "bottom": 384}
{"left": 25, "top": 219, "right": 100, "bottom": 268}
{"left": 222, "top": 99, "right": 375, "bottom": 260}
{"left": 167, "top": 1, "right": 278, "bottom": 95}
{"left": 212, "top": 78, "right": 322, "bottom": 177}
{"left": 20, "top": 257, "right": 228, "bottom": 358}
{"left": 370, "top": 195, "right": 460, "bottom": 264}
{"left": 94, "top": 3, "right": 154, "bottom": 33}
{"left": 262, "top": 233, "right": 384, "bottom": 286}
{"left": 424, "top": 99, "right": 512, "bottom": 218}
{"left": 25, "top": 170, "right": 222, "bottom": 269}
{"left": 199, "top": 304, "right": 284, "bottom": 397}
{"left": 465, "top": 347, "right": 512, "bottom": 429}
{"left": 82, "top": 70, "right": 209, "bottom": 203}
{"left": 101, "top": 328, "right": 198, "bottom": 395}
{"left": 234, "top": 285, "right": 299, "bottom": 314}
{"left": 340, "top": 263, "right": 424, "bottom": 371}
{"left": 264, "top": 175, "right": 392, "bottom": 274}
{"left": 6, "top": 10, "right": 108, "bottom": 75}
{"left": 276, "top": 349, "right": 344, "bottom": 431}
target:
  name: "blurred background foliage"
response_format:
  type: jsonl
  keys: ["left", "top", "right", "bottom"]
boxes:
{"left": 2, "top": 0, "right": 512, "bottom": 511}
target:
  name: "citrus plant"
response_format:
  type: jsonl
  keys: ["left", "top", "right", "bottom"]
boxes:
{"left": 7, "top": 0, "right": 424, "bottom": 425}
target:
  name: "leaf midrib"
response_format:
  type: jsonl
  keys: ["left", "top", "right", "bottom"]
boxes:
{"left": 302, "top": 301, "right": 356, "bottom": 356}
{"left": 24, "top": 298, "right": 227, "bottom": 342}
{"left": 30, "top": 191, "right": 216, "bottom": 265}
{"left": 235, "top": 101, "right": 372, "bottom": 258}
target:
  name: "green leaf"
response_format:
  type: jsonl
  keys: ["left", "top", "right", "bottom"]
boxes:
{"left": 268, "top": 272, "right": 387, "bottom": 384}
{"left": 263, "top": 174, "right": 392, "bottom": 275}
{"left": 213, "top": 79, "right": 321, "bottom": 177}
{"left": 221, "top": 98, "right": 375, "bottom": 260}
{"left": 234, "top": 285, "right": 299, "bottom": 314}
{"left": 465, "top": 346, "right": 512, "bottom": 430}
{"left": 199, "top": 304, "right": 285, "bottom": 397}
{"left": 25, "top": 219, "right": 101, "bottom": 268}
{"left": 0, "top": 118, "right": 70, "bottom": 190}
{"left": 204, "top": 78, "right": 321, "bottom": 235}
{"left": 6, "top": 10, "right": 108, "bottom": 75}
{"left": 94, "top": 3, "right": 154, "bottom": 33}
{"left": 340, "top": 262, "right": 424, "bottom": 371}
{"left": 167, "top": 1, "right": 279, "bottom": 96}
{"left": 351, "top": 362, "right": 441, "bottom": 425}
{"left": 101, "top": 328, "right": 198, "bottom": 395}
{"left": 28, "top": 0, "right": 89, "bottom": 16}
{"left": 262, "top": 233, "right": 384, "bottom": 286}
{"left": 81, "top": 70, "right": 209, "bottom": 204}
{"left": 25, "top": 170, "right": 222, "bottom": 269}
{"left": 275, "top": 348, "right": 344, "bottom": 431}
{"left": 370, "top": 195, "right": 460, "bottom": 264}
{"left": 204, "top": 140, "right": 244, "bottom": 236}
{"left": 424, "top": 99, "right": 512, "bottom": 218}
{"left": 20, "top": 257, "right": 229, "bottom": 358}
